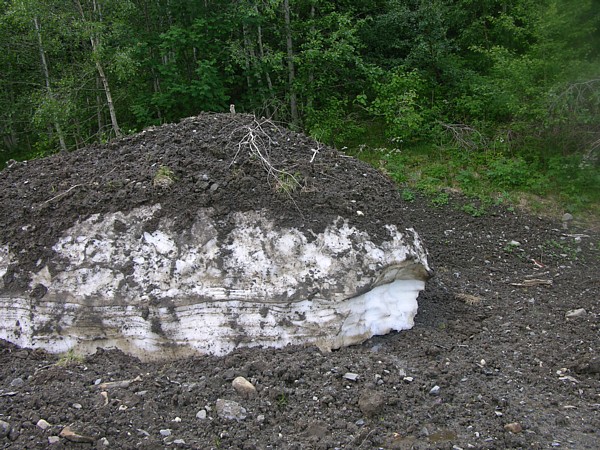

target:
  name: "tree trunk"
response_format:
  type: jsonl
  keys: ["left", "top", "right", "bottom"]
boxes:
{"left": 241, "top": 22, "right": 253, "bottom": 91}
{"left": 283, "top": 0, "right": 299, "bottom": 126}
{"left": 307, "top": 2, "right": 315, "bottom": 111}
{"left": 94, "top": 58, "right": 121, "bottom": 138}
{"left": 75, "top": 0, "right": 122, "bottom": 138}
{"left": 255, "top": 5, "right": 275, "bottom": 117}
{"left": 33, "top": 16, "right": 67, "bottom": 152}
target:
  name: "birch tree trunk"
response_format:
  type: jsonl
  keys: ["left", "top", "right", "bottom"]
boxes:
{"left": 33, "top": 16, "right": 67, "bottom": 152}
{"left": 283, "top": 0, "right": 299, "bottom": 126}
{"left": 75, "top": 0, "right": 122, "bottom": 138}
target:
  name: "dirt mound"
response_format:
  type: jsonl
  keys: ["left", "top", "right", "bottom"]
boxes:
{"left": 0, "top": 113, "right": 409, "bottom": 290}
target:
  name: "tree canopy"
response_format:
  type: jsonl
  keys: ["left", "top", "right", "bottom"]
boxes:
{"left": 1, "top": 0, "right": 599, "bottom": 173}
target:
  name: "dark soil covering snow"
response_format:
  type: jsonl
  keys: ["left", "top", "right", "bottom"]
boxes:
{"left": 1, "top": 113, "right": 599, "bottom": 449}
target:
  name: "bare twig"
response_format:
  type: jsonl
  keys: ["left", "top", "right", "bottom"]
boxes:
{"left": 41, "top": 184, "right": 85, "bottom": 205}
{"left": 439, "top": 122, "right": 487, "bottom": 151}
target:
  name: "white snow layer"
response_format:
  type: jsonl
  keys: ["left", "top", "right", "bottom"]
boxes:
{"left": 0, "top": 205, "right": 429, "bottom": 359}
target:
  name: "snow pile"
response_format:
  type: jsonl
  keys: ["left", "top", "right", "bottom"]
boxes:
{"left": 0, "top": 205, "right": 430, "bottom": 359}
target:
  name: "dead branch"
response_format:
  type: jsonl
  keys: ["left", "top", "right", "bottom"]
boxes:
{"left": 439, "top": 122, "right": 487, "bottom": 151}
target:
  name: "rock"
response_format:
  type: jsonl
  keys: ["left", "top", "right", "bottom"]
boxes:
{"left": 565, "top": 308, "right": 586, "bottom": 319}
{"left": 97, "top": 437, "right": 110, "bottom": 448}
{"left": 48, "top": 436, "right": 60, "bottom": 445}
{"left": 0, "top": 420, "right": 10, "bottom": 437}
{"left": 10, "top": 377, "right": 24, "bottom": 387}
{"left": 196, "top": 410, "right": 207, "bottom": 420}
{"left": 358, "top": 389, "right": 385, "bottom": 416}
{"left": 303, "top": 421, "right": 328, "bottom": 439}
{"left": 232, "top": 376, "right": 257, "bottom": 398}
{"left": 59, "top": 426, "right": 95, "bottom": 443}
{"left": 572, "top": 356, "right": 600, "bottom": 374}
{"left": 0, "top": 114, "right": 430, "bottom": 359}
{"left": 429, "top": 385, "right": 441, "bottom": 396}
{"left": 36, "top": 419, "right": 51, "bottom": 430}
{"left": 159, "top": 429, "right": 172, "bottom": 437}
{"left": 343, "top": 372, "right": 359, "bottom": 381}
{"left": 562, "top": 213, "right": 573, "bottom": 229}
{"left": 215, "top": 398, "right": 247, "bottom": 421}
{"left": 504, "top": 422, "right": 523, "bottom": 433}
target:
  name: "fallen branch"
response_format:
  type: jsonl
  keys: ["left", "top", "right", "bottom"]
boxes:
{"left": 511, "top": 279, "right": 553, "bottom": 287}
{"left": 41, "top": 184, "right": 85, "bottom": 205}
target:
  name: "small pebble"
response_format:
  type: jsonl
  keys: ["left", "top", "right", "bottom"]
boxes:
{"left": 0, "top": 420, "right": 10, "bottom": 437}
{"left": 504, "top": 422, "right": 523, "bottom": 433}
{"left": 215, "top": 398, "right": 247, "bottom": 421}
{"left": 159, "top": 429, "right": 172, "bottom": 437}
{"left": 37, "top": 419, "right": 51, "bottom": 430}
{"left": 196, "top": 410, "right": 207, "bottom": 420}
{"left": 48, "top": 436, "right": 60, "bottom": 445}
{"left": 565, "top": 308, "right": 586, "bottom": 319}
{"left": 10, "top": 378, "right": 24, "bottom": 388}
{"left": 343, "top": 372, "right": 359, "bottom": 381}
{"left": 429, "top": 385, "right": 441, "bottom": 396}
{"left": 232, "top": 376, "right": 257, "bottom": 398}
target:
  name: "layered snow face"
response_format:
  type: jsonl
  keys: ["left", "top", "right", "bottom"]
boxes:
{"left": 0, "top": 205, "right": 430, "bottom": 359}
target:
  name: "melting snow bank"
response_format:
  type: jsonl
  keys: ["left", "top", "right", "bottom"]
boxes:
{"left": 0, "top": 205, "right": 430, "bottom": 359}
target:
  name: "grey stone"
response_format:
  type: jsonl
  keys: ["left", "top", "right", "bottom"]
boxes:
{"left": 343, "top": 372, "right": 359, "bottom": 381}
{"left": 0, "top": 420, "right": 10, "bottom": 437}
{"left": 565, "top": 308, "right": 587, "bottom": 319}
{"left": 36, "top": 419, "right": 51, "bottom": 430}
{"left": 10, "top": 378, "right": 24, "bottom": 387}
{"left": 429, "top": 385, "right": 441, "bottom": 396}
{"left": 215, "top": 398, "right": 247, "bottom": 421}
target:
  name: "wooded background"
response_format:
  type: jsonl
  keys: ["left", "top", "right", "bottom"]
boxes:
{"left": 1, "top": 0, "right": 599, "bottom": 184}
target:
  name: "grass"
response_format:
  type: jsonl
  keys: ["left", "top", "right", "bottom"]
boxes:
{"left": 274, "top": 171, "right": 301, "bottom": 195}
{"left": 56, "top": 348, "right": 84, "bottom": 367}
{"left": 343, "top": 132, "right": 599, "bottom": 225}
{"left": 153, "top": 165, "right": 176, "bottom": 188}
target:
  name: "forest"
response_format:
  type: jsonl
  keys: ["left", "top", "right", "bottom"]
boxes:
{"left": 1, "top": 0, "right": 599, "bottom": 216}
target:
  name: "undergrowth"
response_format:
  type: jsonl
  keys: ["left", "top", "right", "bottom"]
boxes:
{"left": 345, "top": 137, "right": 599, "bottom": 222}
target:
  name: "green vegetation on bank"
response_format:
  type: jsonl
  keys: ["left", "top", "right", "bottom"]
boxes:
{"left": 1, "top": 0, "right": 599, "bottom": 217}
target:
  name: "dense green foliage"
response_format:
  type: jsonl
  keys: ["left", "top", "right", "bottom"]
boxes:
{"left": 1, "top": 0, "right": 599, "bottom": 214}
